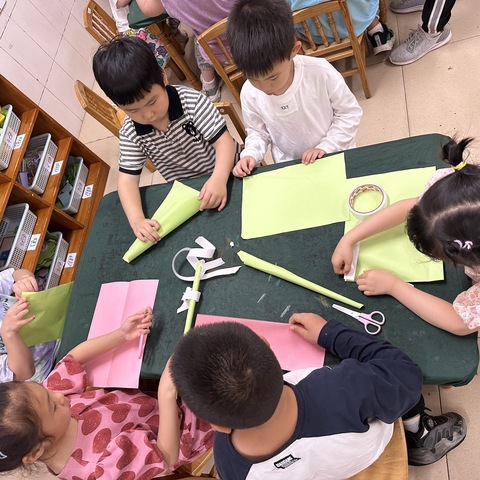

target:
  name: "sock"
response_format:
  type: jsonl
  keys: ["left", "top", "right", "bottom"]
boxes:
{"left": 201, "top": 75, "right": 217, "bottom": 91}
{"left": 403, "top": 414, "right": 421, "bottom": 433}
{"left": 368, "top": 22, "right": 384, "bottom": 36}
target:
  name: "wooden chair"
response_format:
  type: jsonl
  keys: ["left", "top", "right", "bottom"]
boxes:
{"left": 348, "top": 419, "right": 408, "bottom": 480}
{"left": 197, "top": 18, "right": 244, "bottom": 104}
{"left": 292, "top": 0, "right": 371, "bottom": 98}
{"left": 379, "top": 0, "right": 388, "bottom": 24}
{"left": 74, "top": 80, "right": 156, "bottom": 173}
{"left": 83, "top": 0, "right": 197, "bottom": 88}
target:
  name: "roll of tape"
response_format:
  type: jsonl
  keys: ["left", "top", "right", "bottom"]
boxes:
{"left": 347, "top": 183, "right": 388, "bottom": 220}
{"left": 344, "top": 183, "right": 388, "bottom": 282}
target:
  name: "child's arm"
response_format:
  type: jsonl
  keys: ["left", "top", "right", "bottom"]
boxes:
{"left": 115, "top": 0, "right": 132, "bottom": 8}
{"left": 12, "top": 269, "right": 38, "bottom": 299}
{"left": 198, "top": 130, "right": 235, "bottom": 211}
{"left": 68, "top": 307, "right": 153, "bottom": 365}
{"left": 157, "top": 358, "right": 181, "bottom": 467}
{"left": 135, "top": 0, "right": 166, "bottom": 17}
{"left": 356, "top": 270, "right": 472, "bottom": 335}
{"left": 331, "top": 198, "right": 417, "bottom": 274}
{"left": 1, "top": 298, "right": 35, "bottom": 380}
{"left": 118, "top": 172, "right": 161, "bottom": 243}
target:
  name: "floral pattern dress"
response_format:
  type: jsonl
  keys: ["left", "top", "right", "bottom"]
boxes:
{"left": 43, "top": 355, "right": 213, "bottom": 480}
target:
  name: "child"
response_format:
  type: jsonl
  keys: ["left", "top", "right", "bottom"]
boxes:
{"left": 92, "top": 36, "right": 236, "bottom": 244}
{"left": 108, "top": 0, "right": 170, "bottom": 68}
{"left": 228, "top": 0, "right": 362, "bottom": 177}
{"left": 0, "top": 268, "right": 57, "bottom": 382}
{"left": 0, "top": 307, "right": 213, "bottom": 478}
{"left": 331, "top": 137, "right": 480, "bottom": 336}
{"left": 170, "top": 315, "right": 463, "bottom": 474}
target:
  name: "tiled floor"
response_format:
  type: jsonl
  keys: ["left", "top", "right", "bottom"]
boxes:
{"left": 9, "top": 2, "right": 480, "bottom": 479}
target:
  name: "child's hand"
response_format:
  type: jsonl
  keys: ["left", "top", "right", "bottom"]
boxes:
{"left": 0, "top": 298, "right": 35, "bottom": 338}
{"left": 120, "top": 307, "right": 153, "bottom": 342}
{"left": 331, "top": 237, "right": 354, "bottom": 275}
{"left": 131, "top": 217, "right": 161, "bottom": 244}
{"left": 233, "top": 156, "right": 257, "bottom": 177}
{"left": 198, "top": 176, "right": 227, "bottom": 211}
{"left": 356, "top": 269, "right": 400, "bottom": 296}
{"left": 301, "top": 148, "right": 325, "bottom": 165}
{"left": 289, "top": 313, "right": 327, "bottom": 344}
{"left": 12, "top": 276, "right": 38, "bottom": 299}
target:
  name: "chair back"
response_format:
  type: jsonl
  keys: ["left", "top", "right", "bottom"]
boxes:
{"left": 349, "top": 418, "right": 408, "bottom": 480}
{"left": 215, "top": 102, "right": 246, "bottom": 144}
{"left": 84, "top": 0, "right": 118, "bottom": 44}
{"left": 197, "top": 18, "right": 244, "bottom": 104}
{"left": 292, "top": 0, "right": 370, "bottom": 98}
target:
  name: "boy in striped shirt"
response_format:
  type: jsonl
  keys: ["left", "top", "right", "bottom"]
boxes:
{"left": 93, "top": 36, "right": 236, "bottom": 243}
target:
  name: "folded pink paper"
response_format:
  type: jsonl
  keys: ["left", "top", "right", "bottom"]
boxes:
{"left": 84, "top": 279, "right": 159, "bottom": 388}
{"left": 195, "top": 314, "right": 325, "bottom": 371}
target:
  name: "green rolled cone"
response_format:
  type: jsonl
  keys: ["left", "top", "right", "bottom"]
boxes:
{"left": 123, "top": 181, "right": 202, "bottom": 263}
{"left": 237, "top": 250, "right": 363, "bottom": 309}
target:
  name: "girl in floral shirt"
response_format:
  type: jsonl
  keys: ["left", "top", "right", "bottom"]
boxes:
{"left": 0, "top": 307, "right": 213, "bottom": 479}
{"left": 332, "top": 137, "right": 480, "bottom": 335}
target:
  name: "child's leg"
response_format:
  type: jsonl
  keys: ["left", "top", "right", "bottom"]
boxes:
{"left": 194, "top": 38, "right": 221, "bottom": 102}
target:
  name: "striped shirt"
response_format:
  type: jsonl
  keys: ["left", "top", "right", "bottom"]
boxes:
{"left": 119, "top": 85, "right": 227, "bottom": 182}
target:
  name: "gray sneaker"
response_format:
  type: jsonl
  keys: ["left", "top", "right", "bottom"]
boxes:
{"left": 389, "top": 25, "right": 452, "bottom": 65}
{"left": 202, "top": 79, "right": 222, "bottom": 103}
{"left": 390, "top": 0, "right": 425, "bottom": 13}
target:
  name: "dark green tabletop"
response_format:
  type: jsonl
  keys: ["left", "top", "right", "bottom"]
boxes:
{"left": 59, "top": 134, "right": 478, "bottom": 386}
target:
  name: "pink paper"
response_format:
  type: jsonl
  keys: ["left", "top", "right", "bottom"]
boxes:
{"left": 195, "top": 314, "right": 325, "bottom": 371}
{"left": 84, "top": 280, "right": 159, "bottom": 388}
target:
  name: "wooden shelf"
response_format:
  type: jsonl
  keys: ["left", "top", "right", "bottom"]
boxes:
{"left": 0, "top": 75, "right": 110, "bottom": 285}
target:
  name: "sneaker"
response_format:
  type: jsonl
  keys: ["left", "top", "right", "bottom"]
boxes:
{"left": 368, "top": 21, "right": 395, "bottom": 55}
{"left": 390, "top": 0, "right": 425, "bottom": 14}
{"left": 202, "top": 79, "right": 222, "bottom": 103}
{"left": 406, "top": 411, "right": 466, "bottom": 466}
{"left": 389, "top": 25, "right": 452, "bottom": 65}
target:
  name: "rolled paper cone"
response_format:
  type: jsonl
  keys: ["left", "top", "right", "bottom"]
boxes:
{"left": 184, "top": 262, "right": 203, "bottom": 334}
{"left": 123, "top": 181, "right": 202, "bottom": 263}
{"left": 237, "top": 250, "right": 363, "bottom": 309}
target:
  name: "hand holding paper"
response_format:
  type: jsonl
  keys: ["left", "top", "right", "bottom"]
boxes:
{"left": 123, "top": 181, "right": 202, "bottom": 263}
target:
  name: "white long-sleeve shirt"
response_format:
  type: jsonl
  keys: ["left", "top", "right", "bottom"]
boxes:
{"left": 240, "top": 55, "right": 362, "bottom": 164}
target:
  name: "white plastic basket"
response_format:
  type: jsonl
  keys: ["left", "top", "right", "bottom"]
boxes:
{"left": 0, "top": 104, "right": 20, "bottom": 170}
{"left": 42, "top": 231, "right": 69, "bottom": 289}
{"left": 21, "top": 133, "right": 58, "bottom": 194}
{"left": 0, "top": 203, "right": 37, "bottom": 271}
{"left": 57, "top": 156, "right": 89, "bottom": 215}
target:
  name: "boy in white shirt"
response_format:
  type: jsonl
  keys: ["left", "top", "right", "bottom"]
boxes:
{"left": 228, "top": 0, "right": 363, "bottom": 177}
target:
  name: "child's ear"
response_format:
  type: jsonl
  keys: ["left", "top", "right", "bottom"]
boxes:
{"left": 291, "top": 40, "right": 302, "bottom": 58}
{"left": 22, "top": 443, "right": 45, "bottom": 464}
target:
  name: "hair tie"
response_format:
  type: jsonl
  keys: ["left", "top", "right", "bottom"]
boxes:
{"left": 453, "top": 161, "right": 467, "bottom": 171}
{"left": 454, "top": 239, "right": 473, "bottom": 250}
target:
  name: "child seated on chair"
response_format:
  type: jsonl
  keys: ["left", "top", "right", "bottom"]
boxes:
{"left": 0, "top": 307, "right": 213, "bottom": 479}
{"left": 170, "top": 314, "right": 428, "bottom": 479}
{"left": 228, "top": 0, "right": 363, "bottom": 178}
{"left": 93, "top": 36, "right": 236, "bottom": 243}
{"left": 0, "top": 268, "right": 57, "bottom": 383}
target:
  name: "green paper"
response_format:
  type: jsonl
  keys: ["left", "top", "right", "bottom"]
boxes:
{"left": 242, "top": 153, "right": 349, "bottom": 239}
{"left": 344, "top": 167, "right": 444, "bottom": 282}
{"left": 237, "top": 250, "right": 363, "bottom": 309}
{"left": 184, "top": 262, "right": 203, "bottom": 334}
{"left": 123, "top": 181, "right": 202, "bottom": 263}
{"left": 19, "top": 282, "right": 74, "bottom": 346}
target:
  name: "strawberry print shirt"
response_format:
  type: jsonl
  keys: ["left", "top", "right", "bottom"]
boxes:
{"left": 421, "top": 168, "right": 480, "bottom": 330}
{"left": 42, "top": 355, "right": 213, "bottom": 480}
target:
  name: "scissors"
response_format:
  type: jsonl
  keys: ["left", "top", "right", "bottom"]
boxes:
{"left": 332, "top": 304, "right": 385, "bottom": 335}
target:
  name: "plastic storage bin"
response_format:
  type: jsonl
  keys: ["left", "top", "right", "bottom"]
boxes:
{"left": 39, "top": 231, "right": 69, "bottom": 290}
{"left": 0, "top": 104, "right": 21, "bottom": 170}
{"left": 0, "top": 203, "right": 37, "bottom": 271}
{"left": 56, "top": 156, "right": 88, "bottom": 214}
{"left": 20, "top": 133, "right": 58, "bottom": 194}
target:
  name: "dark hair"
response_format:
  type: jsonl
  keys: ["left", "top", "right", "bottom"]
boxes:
{"left": 0, "top": 382, "right": 50, "bottom": 472}
{"left": 227, "top": 0, "right": 295, "bottom": 77}
{"left": 407, "top": 137, "right": 480, "bottom": 266}
{"left": 170, "top": 322, "right": 284, "bottom": 429}
{"left": 92, "top": 36, "right": 165, "bottom": 106}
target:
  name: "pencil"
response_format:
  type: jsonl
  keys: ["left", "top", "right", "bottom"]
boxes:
{"left": 137, "top": 333, "right": 147, "bottom": 359}
{"left": 184, "top": 262, "right": 203, "bottom": 334}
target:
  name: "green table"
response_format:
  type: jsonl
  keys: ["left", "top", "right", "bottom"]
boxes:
{"left": 59, "top": 134, "right": 478, "bottom": 386}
